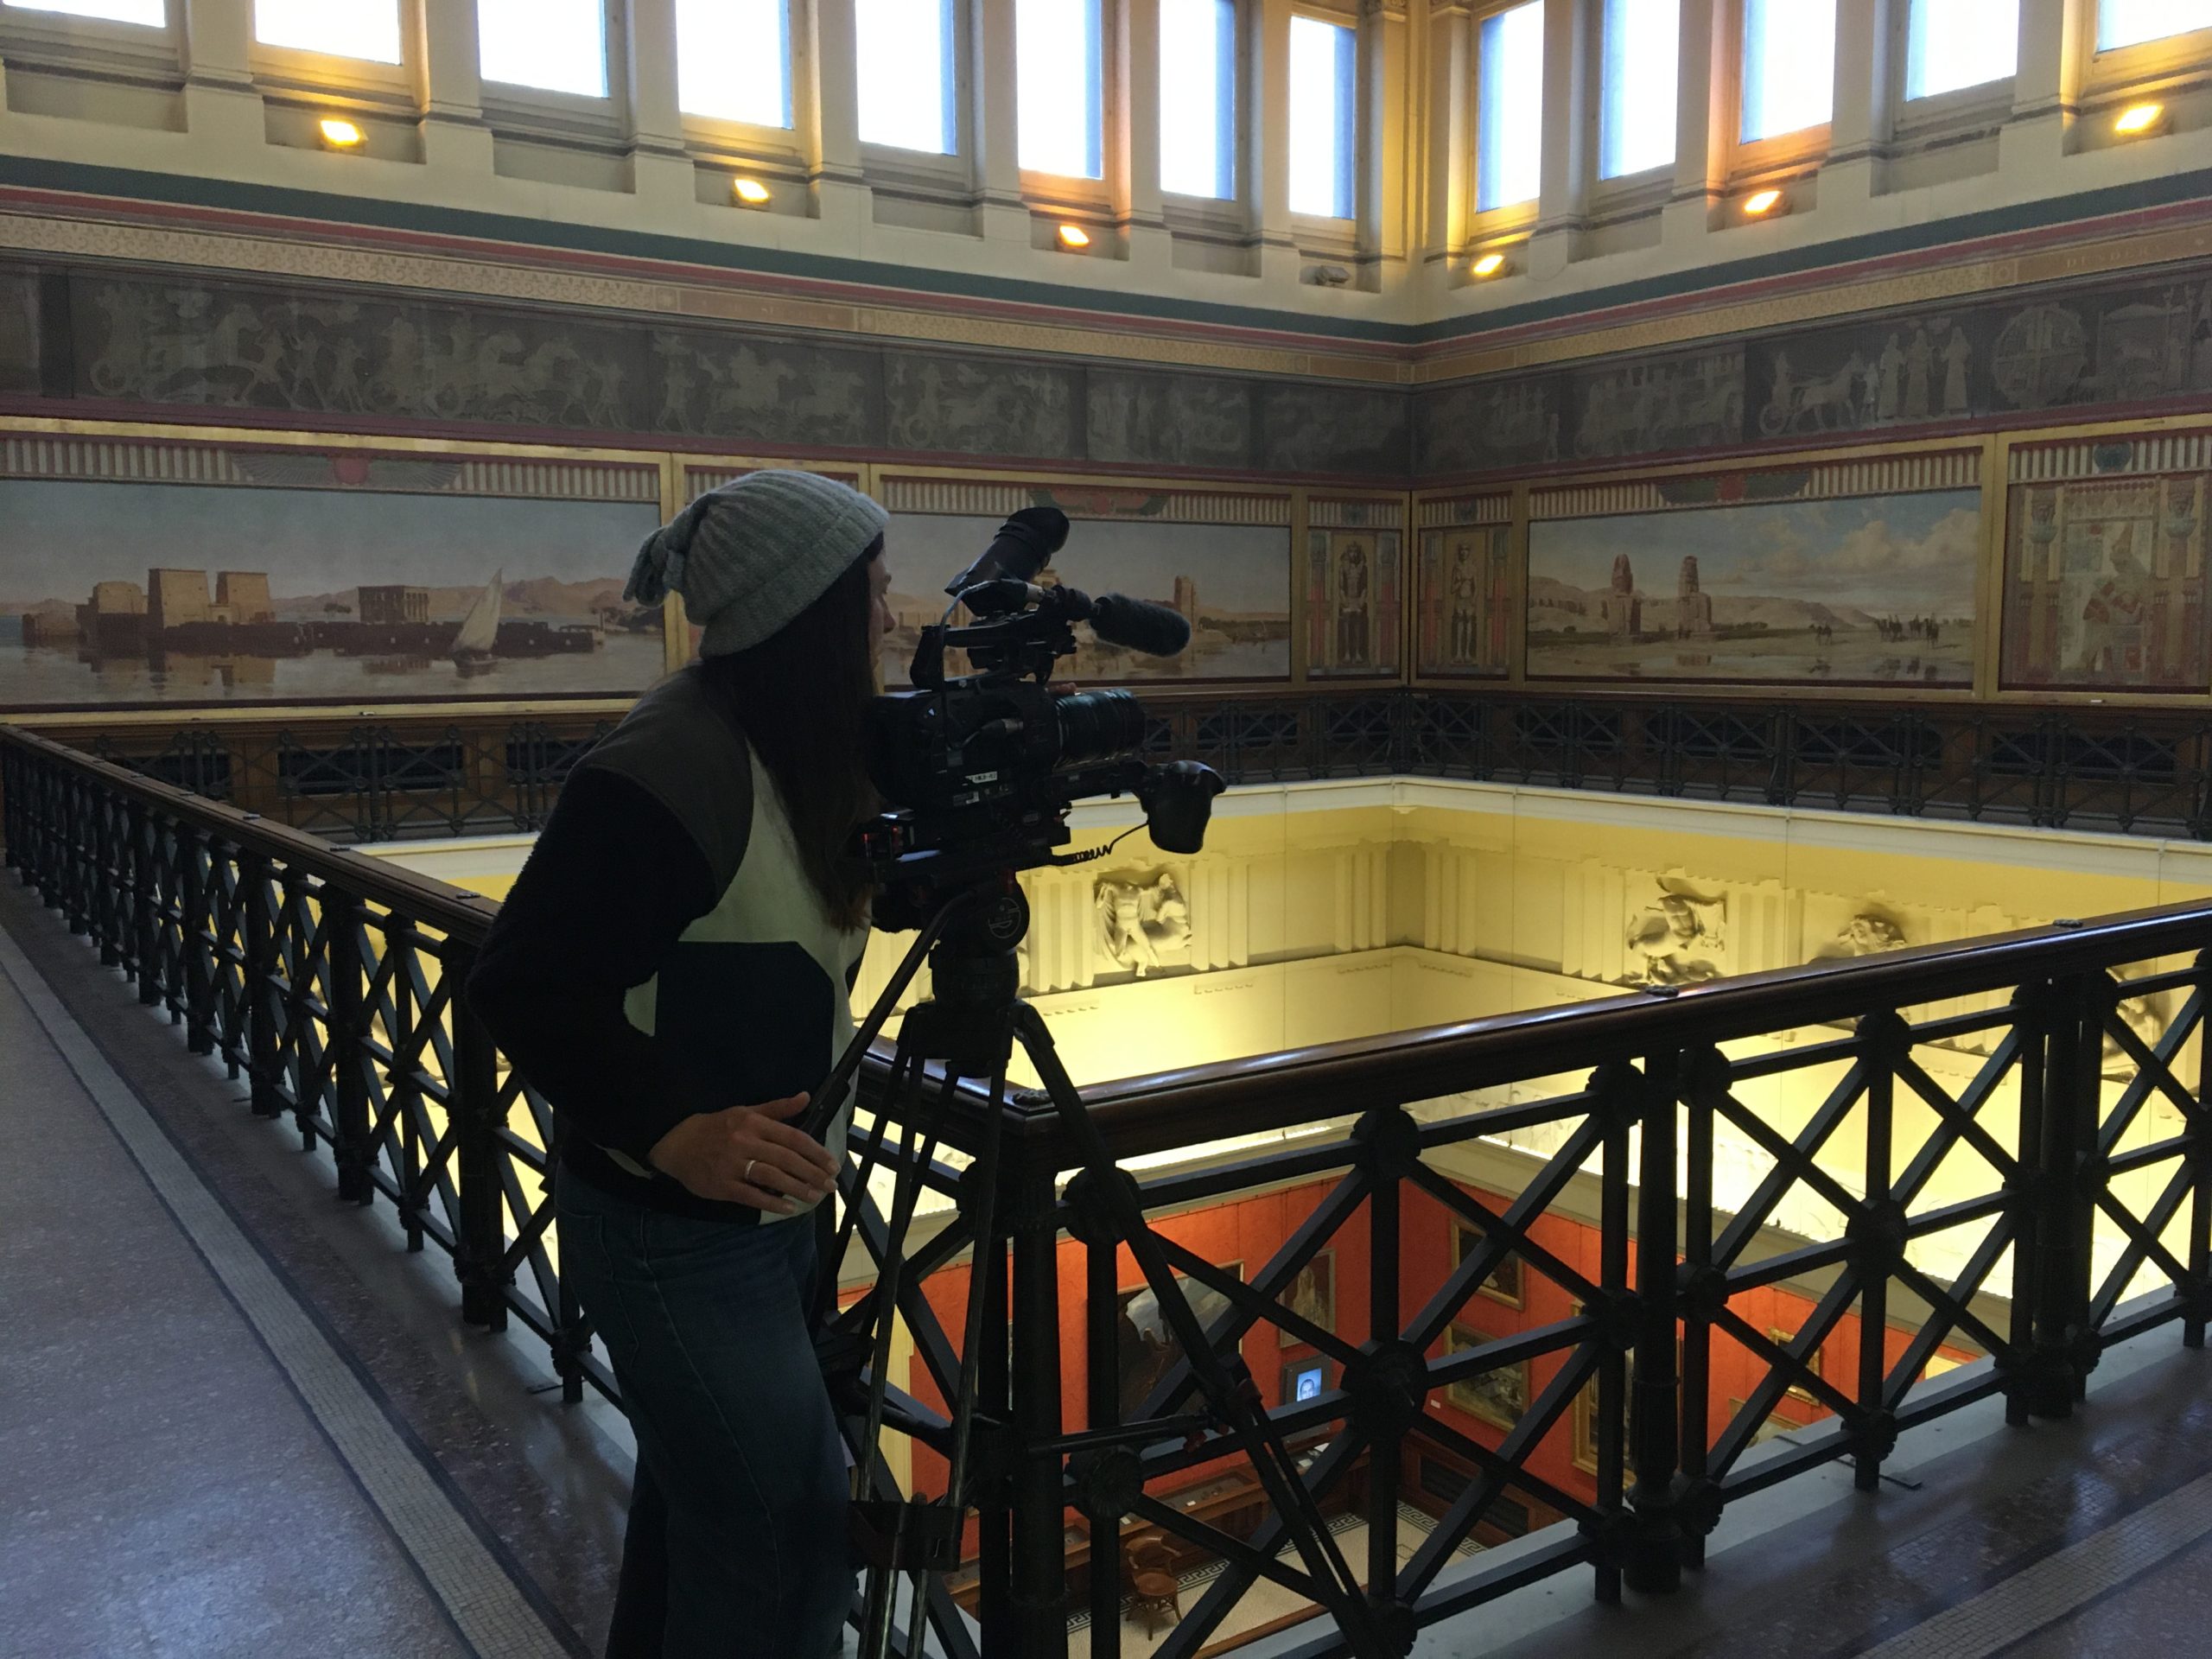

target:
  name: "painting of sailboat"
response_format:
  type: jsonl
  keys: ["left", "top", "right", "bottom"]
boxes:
{"left": 452, "top": 569, "right": 503, "bottom": 677}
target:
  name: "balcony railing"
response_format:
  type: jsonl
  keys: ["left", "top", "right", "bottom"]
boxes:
{"left": 16, "top": 689, "right": 2212, "bottom": 846}
{"left": 3, "top": 723, "right": 2209, "bottom": 1658}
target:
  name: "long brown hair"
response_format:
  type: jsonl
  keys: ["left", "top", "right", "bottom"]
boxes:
{"left": 696, "top": 539, "right": 881, "bottom": 928}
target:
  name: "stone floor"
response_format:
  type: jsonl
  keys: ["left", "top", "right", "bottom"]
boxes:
{"left": 8, "top": 868, "right": 2212, "bottom": 1659}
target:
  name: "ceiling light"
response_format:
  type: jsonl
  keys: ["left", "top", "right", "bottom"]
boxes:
{"left": 732, "top": 176, "right": 772, "bottom": 205}
{"left": 1057, "top": 223, "right": 1092, "bottom": 250}
{"left": 317, "top": 118, "right": 365, "bottom": 150}
{"left": 1471, "top": 251, "right": 1509, "bottom": 278}
{"left": 1742, "top": 188, "right": 1785, "bottom": 216}
{"left": 2115, "top": 102, "right": 2166, "bottom": 137}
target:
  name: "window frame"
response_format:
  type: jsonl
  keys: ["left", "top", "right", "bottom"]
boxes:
{"left": 251, "top": 0, "right": 411, "bottom": 87}
{"left": 1469, "top": 0, "right": 1544, "bottom": 232}
{"left": 1726, "top": 0, "right": 1834, "bottom": 181}
{"left": 854, "top": 0, "right": 967, "bottom": 165}
{"left": 2082, "top": 2, "right": 2212, "bottom": 111}
{"left": 1889, "top": 0, "right": 2018, "bottom": 143}
{"left": 1287, "top": 4, "right": 1359, "bottom": 226}
{"left": 1015, "top": 0, "right": 1111, "bottom": 188}
{"left": 2093, "top": 0, "right": 2212, "bottom": 57}
{"left": 1592, "top": 0, "right": 1680, "bottom": 195}
{"left": 0, "top": 0, "right": 181, "bottom": 88}
{"left": 1157, "top": 0, "right": 1243, "bottom": 206}
{"left": 673, "top": 0, "right": 808, "bottom": 179}
{"left": 475, "top": 0, "right": 632, "bottom": 150}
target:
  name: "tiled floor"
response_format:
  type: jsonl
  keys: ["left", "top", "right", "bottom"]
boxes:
{"left": 10, "top": 870, "right": 2212, "bottom": 1659}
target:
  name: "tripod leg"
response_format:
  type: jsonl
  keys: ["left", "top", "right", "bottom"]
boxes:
{"left": 1009, "top": 1005, "right": 1398, "bottom": 1659}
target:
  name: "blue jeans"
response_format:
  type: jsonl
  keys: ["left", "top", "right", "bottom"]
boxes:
{"left": 557, "top": 1170, "right": 850, "bottom": 1659}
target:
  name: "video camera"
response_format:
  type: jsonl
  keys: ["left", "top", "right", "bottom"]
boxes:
{"left": 856, "top": 507, "right": 1225, "bottom": 932}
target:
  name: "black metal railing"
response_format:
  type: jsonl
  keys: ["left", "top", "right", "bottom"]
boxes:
{"left": 21, "top": 691, "right": 2212, "bottom": 845}
{"left": 5, "top": 723, "right": 2209, "bottom": 1659}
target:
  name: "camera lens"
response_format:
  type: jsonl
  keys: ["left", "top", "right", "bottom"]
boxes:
{"left": 1052, "top": 688, "right": 1145, "bottom": 769}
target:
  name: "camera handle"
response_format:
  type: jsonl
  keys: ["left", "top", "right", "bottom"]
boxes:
{"left": 813, "top": 885, "right": 1401, "bottom": 1659}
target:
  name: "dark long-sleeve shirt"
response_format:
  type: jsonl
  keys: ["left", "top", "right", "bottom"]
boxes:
{"left": 467, "top": 766, "right": 729, "bottom": 1214}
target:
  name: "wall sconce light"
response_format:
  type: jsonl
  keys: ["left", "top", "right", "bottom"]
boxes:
{"left": 1741, "top": 188, "right": 1786, "bottom": 217}
{"left": 1056, "top": 223, "right": 1092, "bottom": 250}
{"left": 317, "top": 118, "right": 365, "bottom": 151}
{"left": 2114, "top": 102, "right": 2167, "bottom": 137}
{"left": 1471, "top": 251, "right": 1510, "bottom": 278}
{"left": 732, "top": 177, "right": 772, "bottom": 206}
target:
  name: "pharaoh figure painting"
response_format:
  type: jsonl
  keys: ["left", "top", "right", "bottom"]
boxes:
{"left": 1527, "top": 481, "right": 1981, "bottom": 686}
{"left": 0, "top": 459, "right": 664, "bottom": 709}
{"left": 1306, "top": 506, "right": 1403, "bottom": 678}
{"left": 878, "top": 496, "right": 1292, "bottom": 686}
{"left": 2002, "top": 472, "right": 2209, "bottom": 691}
{"left": 1416, "top": 523, "right": 1511, "bottom": 677}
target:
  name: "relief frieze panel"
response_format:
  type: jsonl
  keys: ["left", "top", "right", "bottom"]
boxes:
{"left": 0, "top": 271, "right": 37, "bottom": 397}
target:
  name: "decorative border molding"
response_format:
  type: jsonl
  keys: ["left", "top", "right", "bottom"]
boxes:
{"left": 683, "top": 461, "right": 862, "bottom": 497}
{"left": 1308, "top": 498, "right": 1407, "bottom": 529}
{"left": 1532, "top": 449, "right": 1980, "bottom": 519}
{"left": 880, "top": 474, "right": 1291, "bottom": 525}
{"left": 0, "top": 433, "right": 659, "bottom": 498}
{"left": 1416, "top": 495, "right": 1512, "bottom": 528}
{"left": 2010, "top": 429, "right": 2212, "bottom": 481}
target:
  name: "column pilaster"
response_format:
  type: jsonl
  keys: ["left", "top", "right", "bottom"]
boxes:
{"left": 1529, "top": 0, "right": 1590, "bottom": 279}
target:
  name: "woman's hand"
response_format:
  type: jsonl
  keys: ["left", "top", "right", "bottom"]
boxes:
{"left": 647, "top": 1094, "right": 840, "bottom": 1211}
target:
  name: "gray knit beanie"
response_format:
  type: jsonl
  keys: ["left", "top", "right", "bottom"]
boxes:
{"left": 623, "top": 470, "right": 890, "bottom": 657}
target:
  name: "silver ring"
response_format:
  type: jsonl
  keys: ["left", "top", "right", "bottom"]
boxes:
{"left": 744, "top": 1158, "right": 758, "bottom": 1185}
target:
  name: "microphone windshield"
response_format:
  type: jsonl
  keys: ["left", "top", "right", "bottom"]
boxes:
{"left": 1087, "top": 594, "right": 1192, "bottom": 658}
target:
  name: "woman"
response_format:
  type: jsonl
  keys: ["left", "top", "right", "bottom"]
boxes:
{"left": 467, "top": 469, "right": 893, "bottom": 1658}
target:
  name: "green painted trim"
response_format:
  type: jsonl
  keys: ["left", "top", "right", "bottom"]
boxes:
{"left": 7, "top": 154, "right": 2211, "bottom": 363}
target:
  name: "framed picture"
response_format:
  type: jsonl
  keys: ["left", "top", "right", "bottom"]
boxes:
{"left": 1280, "top": 1356, "right": 1335, "bottom": 1405}
{"left": 1443, "top": 1323, "right": 1527, "bottom": 1430}
{"left": 1452, "top": 1221, "right": 1523, "bottom": 1309}
{"left": 1281, "top": 1250, "right": 1335, "bottom": 1347}
{"left": 1770, "top": 1326, "right": 1822, "bottom": 1404}
{"left": 1571, "top": 1350, "right": 1635, "bottom": 1476}
{"left": 1116, "top": 1262, "right": 1243, "bottom": 1419}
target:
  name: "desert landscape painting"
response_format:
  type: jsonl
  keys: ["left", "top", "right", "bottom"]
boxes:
{"left": 879, "top": 512, "right": 1291, "bottom": 685}
{"left": 1527, "top": 491, "right": 1981, "bottom": 686}
{"left": 0, "top": 479, "right": 664, "bottom": 708}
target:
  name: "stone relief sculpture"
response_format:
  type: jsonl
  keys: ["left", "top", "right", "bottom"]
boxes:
{"left": 1573, "top": 348, "right": 1744, "bottom": 460}
{"left": 1624, "top": 878, "right": 1727, "bottom": 985}
{"left": 1096, "top": 871, "right": 1192, "bottom": 977}
{"left": 1814, "top": 912, "right": 1910, "bottom": 959}
{"left": 1086, "top": 372, "right": 1253, "bottom": 468}
{"left": 650, "top": 331, "right": 874, "bottom": 445}
{"left": 884, "top": 353, "right": 1076, "bottom": 457}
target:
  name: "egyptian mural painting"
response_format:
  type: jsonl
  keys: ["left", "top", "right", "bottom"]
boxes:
{"left": 0, "top": 447, "right": 664, "bottom": 709}
{"left": 1306, "top": 501, "right": 1403, "bottom": 679}
{"left": 1415, "top": 518, "right": 1511, "bottom": 679}
{"left": 1526, "top": 462, "right": 1982, "bottom": 687}
{"left": 876, "top": 480, "right": 1292, "bottom": 686}
{"left": 2003, "top": 460, "right": 2210, "bottom": 693}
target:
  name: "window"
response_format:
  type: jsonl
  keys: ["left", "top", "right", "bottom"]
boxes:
{"left": 0, "top": 0, "right": 165, "bottom": 23}
{"left": 255, "top": 0, "right": 401, "bottom": 61}
{"left": 677, "top": 0, "right": 792, "bottom": 127}
{"left": 1599, "top": 0, "right": 1677, "bottom": 179}
{"left": 479, "top": 0, "right": 606, "bottom": 98}
{"left": 1905, "top": 0, "right": 2018, "bottom": 99}
{"left": 856, "top": 0, "right": 957, "bottom": 153}
{"left": 1740, "top": 0, "right": 1833, "bottom": 140}
{"left": 1160, "top": 0, "right": 1237, "bottom": 198}
{"left": 1476, "top": 1, "right": 1543, "bottom": 213}
{"left": 1288, "top": 14, "right": 1356, "bottom": 218}
{"left": 1017, "top": 0, "right": 1103, "bottom": 177}
{"left": 2099, "top": 0, "right": 2212, "bottom": 49}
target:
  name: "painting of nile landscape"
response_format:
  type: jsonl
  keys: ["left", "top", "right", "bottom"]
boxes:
{"left": 0, "top": 479, "right": 664, "bottom": 708}
{"left": 1527, "top": 491, "right": 1981, "bottom": 686}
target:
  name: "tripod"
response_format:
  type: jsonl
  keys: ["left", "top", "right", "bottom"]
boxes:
{"left": 804, "top": 878, "right": 1395, "bottom": 1659}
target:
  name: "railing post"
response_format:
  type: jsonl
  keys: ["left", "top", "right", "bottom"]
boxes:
{"left": 2022, "top": 971, "right": 2100, "bottom": 1419}
{"left": 328, "top": 887, "right": 372, "bottom": 1202}
{"left": 1007, "top": 1140, "right": 1068, "bottom": 1659}
{"left": 450, "top": 946, "right": 511, "bottom": 1330}
{"left": 1365, "top": 1106, "right": 1403, "bottom": 1622}
{"left": 130, "top": 803, "right": 160, "bottom": 1006}
{"left": 1081, "top": 1216, "right": 1122, "bottom": 1656}
{"left": 180, "top": 826, "right": 217, "bottom": 1057}
{"left": 93, "top": 791, "right": 121, "bottom": 966}
{"left": 1625, "top": 1049, "right": 1686, "bottom": 1597}
{"left": 1853, "top": 1011, "right": 1907, "bottom": 1492}
{"left": 1675, "top": 1046, "right": 1726, "bottom": 1575}
{"left": 241, "top": 850, "right": 283, "bottom": 1118}
{"left": 975, "top": 1223, "right": 1012, "bottom": 1647}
